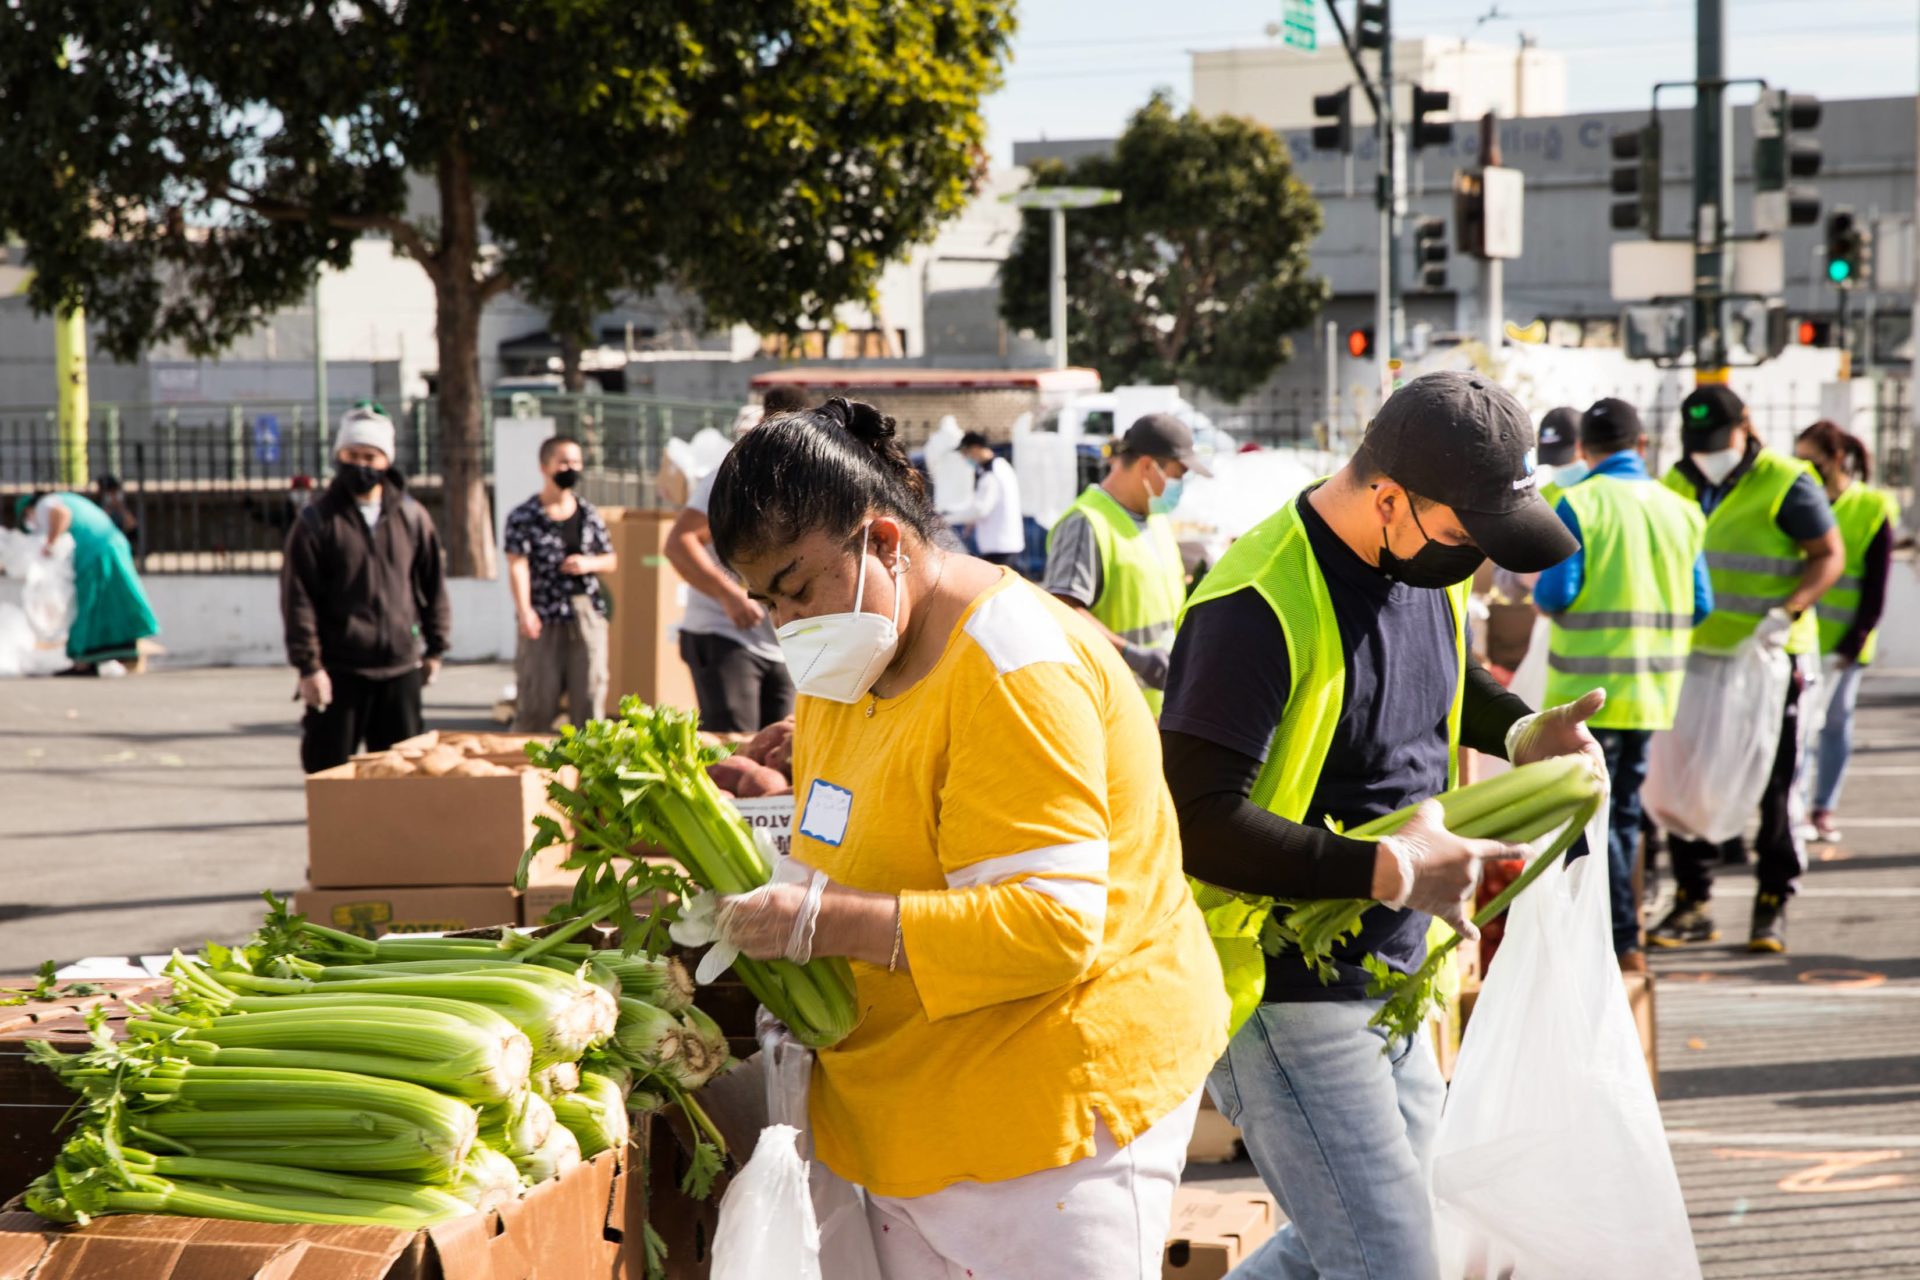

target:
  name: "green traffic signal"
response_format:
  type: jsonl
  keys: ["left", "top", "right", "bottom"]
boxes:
{"left": 1828, "top": 258, "right": 1852, "bottom": 283}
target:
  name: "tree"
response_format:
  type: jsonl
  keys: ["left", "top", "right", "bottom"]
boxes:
{"left": 999, "top": 92, "right": 1328, "bottom": 402}
{"left": 0, "top": 1, "right": 1013, "bottom": 574}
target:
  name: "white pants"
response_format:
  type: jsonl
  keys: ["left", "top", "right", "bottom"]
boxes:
{"left": 864, "top": 1089, "right": 1202, "bottom": 1280}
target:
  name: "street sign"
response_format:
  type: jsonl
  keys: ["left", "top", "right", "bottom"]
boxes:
{"left": 1002, "top": 187, "right": 1123, "bottom": 211}
{"left": 1281, "top": 0, "right": 1316, "bottom": 51}
{"left": 1480, "top": 167, "right": 1524, "bottom": 259}
{"left": 1874, "top": 215, "right": 1916, "bottom": 291}
{"left": 1730, "top": 238, "right": 1784, "bottom": 296}
{"left": 1610, "top": 240, "right": 1693, "bottom": 301}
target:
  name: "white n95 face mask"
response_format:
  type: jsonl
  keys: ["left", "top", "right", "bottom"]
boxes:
{"left": 774, "top": 525, "right": 904, "bottom": 703}
{"left": 1690, "top": 446, "right": 1742, "bottom": 486}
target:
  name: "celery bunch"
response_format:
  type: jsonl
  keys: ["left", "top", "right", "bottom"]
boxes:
{"left": 516, "top": 698, "right": 858, "bottom": 1050}
{"left": 1259, "top": 757, "right": 1604, "bottom": 1042}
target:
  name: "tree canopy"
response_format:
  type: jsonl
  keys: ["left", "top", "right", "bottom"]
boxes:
{"left": 0, "top": 1, "right": 1014, "bottom": 573}
{"left": 999, "top": 92, "right": 1327, "bottom": 402}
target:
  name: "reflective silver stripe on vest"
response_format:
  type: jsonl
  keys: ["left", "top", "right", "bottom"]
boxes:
{"left": 1706, "top": 550, "right": 1803, "bottom": 576}
{"left": 1120, "top": 620, "right": 1175, "bottom": 645}
{"left": 1712, "top": 591, "right": 1792, "bottom": 615}
{"left": 1553, "top": 610, "right": 1693, "bottom": 632}
{"left": 1831, "top": 574, "right": 1863, "bottom": 592}
{"left": 1815, "top": 602, "right": 1860, "bottom": 625}
{"left": 1546, "top": 653, "right": 1689, "bottom": 675}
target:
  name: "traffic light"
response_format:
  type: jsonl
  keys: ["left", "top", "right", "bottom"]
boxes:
{"left": 1346, "top": 327, "right": 1375, "bottom": 358}
{"left": 1794, "top": 318, "right": 1834, "bottom": 346}
{"left": 1825, "top": 209, "right": 1867, "bottom": 287}
{"left": 1313, "top": 88, "right": 1353, "bottom": 154}
{"left": 1355, "top": 1, "right": 1387, "bottom": 50}
{"left": 1410, "top": 87, "right": 1451, "bottom": 152}
{"left": 1753, "top": 89, "right": 1822, "bottom": 229}
{"left": 1454, "top": 171, "right": 1485, "bottom": 258}
{"left": 1609, "top": 124, "right": 1661, "bottom": 234}
{"left": 1414, "top": 217, "right": 1448, "bottom": 290}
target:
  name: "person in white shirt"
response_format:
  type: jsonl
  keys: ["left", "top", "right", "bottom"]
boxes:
{"left": 944, "top": 431, "right": 1026, "bottom": 567}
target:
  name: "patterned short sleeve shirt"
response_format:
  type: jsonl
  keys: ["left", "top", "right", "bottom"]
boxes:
{"left": 503, "top": 494, "right": 612, "bottom": 623}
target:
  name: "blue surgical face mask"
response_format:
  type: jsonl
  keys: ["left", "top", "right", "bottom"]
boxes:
{"left": 1150, "top": 474, "right": 1185, "bottom": 515}
{"left": 1547, "top": 460, "right": 1589, "bottom": 489}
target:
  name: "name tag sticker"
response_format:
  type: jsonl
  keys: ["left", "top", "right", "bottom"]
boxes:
{"left": 798, "top": 779, "right": 854, "bottom": 847}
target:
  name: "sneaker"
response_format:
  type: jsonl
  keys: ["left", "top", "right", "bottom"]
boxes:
{"left": 1648, "top": 896, "right": 1719, "bottom": 948}
{"left": 1749, "top": 893, "right": 1788, "bottom": 953}
{"left": 1810, "top": 811, "right": 1842, "bottom": 844}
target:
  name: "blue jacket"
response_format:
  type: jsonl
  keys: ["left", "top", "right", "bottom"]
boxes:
{"left": 1533, "top": 451, "right": 1713, "bottom": 625}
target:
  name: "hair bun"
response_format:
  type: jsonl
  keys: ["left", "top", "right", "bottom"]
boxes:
{"left": 822, "top": 396, "right": 896, "bottom": 447}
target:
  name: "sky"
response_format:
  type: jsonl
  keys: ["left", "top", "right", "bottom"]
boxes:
{"left": 982, "top": 0, "right": 1920, "bottom": 163}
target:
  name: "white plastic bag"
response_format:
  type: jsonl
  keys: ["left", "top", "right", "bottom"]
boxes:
{"left": 1641, "top": 639, "right": 1790, "bottom": 843}
{"left": 711, "top": 1123, "right": 821, "bottom": 1280}
{"left": 1434, "top": 801, "right": 1701, "bottom": 1280}
{"left": 762, "top": 1024, "right": 884, "bottom": 1280}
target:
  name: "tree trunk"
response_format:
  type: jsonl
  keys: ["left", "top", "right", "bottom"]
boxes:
{"left": 557, "top": 329, "right": 585, "bottom": 393}
{"left": 432, "top": 144, "right": 497, "bottom": 580}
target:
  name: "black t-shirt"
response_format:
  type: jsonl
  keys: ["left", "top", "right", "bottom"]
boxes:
{"left": 1161, "top": 486, "right": 1460, "bottom": 1000}
{"left": 558, "top": 506, "right": 586, "bottom": 556}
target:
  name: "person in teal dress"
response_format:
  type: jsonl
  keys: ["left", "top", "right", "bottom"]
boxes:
{"left": 16, "top": 492, "right": 159, "bottom": 672}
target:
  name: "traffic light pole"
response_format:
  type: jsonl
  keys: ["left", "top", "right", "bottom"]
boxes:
{"left": 1377, "top": 18, "right": 1397, "bottom": 399}
{"left": 1692, "top": 0, "right": 1732, "bottom": 382}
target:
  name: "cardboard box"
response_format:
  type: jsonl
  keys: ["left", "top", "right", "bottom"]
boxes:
{"left": 1186, "top": 1092, "right": 1242, "bottom": 1164}
{"left": 293, "top": 885, "right": 523, "bottom": 939}
{"left": 306, "top": 760, "right": 560, "bottom": 888}
{"left": 0, "top": 1149, "right": 633, "bottom": 1280}
{"left": 730, "top": 795, "right": 794, "bottom": 860}
{"left": 1163, "top": 1188, "right": 1278, "bottom": 1278}
{"left": 603, "top": 507, "right": 699, "bottom": 716}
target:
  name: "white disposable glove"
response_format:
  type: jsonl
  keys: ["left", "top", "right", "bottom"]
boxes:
{"left": 1504, "top": 688, "right": 1608, "bottom": 777}
{"left": 667, "top": 852, "right": 819, "bottom": 983}
{"left": 1375, "top": 801, "right": 1530, "bottom": 940}
{"left": 1754, "top": 607, "right": 1794, "bottom": 651}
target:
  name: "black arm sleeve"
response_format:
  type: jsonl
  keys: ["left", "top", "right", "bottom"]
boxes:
{"left": 1459, "top": 654, "right": 1532, "bottom": 759}
{"left": 1163, "top": 729, "right": 1379, "bottom": 900}
{"left": 1836, "top": 520, "right": 1893, "bottom": 661}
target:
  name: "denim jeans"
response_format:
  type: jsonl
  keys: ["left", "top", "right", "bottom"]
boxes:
{"left": 1206, "top": 998, "right": 1445, "bottom": 1279}
{"left": 1593, "top": 728, "right": 1653, "bottom": 955}
{"left": 1811, "top": 660, "right": 1865, "bottom": 813}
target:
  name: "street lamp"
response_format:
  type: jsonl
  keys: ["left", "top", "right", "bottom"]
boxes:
{"left": 1003, "top": 186, "right": 1122, "bottom": 369}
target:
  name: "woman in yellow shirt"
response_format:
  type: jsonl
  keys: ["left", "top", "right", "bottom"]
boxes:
{"left": 703, "top": 397, "right": 1226, "bottom": 1278}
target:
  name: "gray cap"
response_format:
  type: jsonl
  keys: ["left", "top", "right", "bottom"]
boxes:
{"left": 1118, "top": 413, "right": 1213, "bottom": 477}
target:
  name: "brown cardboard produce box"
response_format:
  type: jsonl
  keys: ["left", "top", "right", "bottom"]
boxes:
{"left": 306, "top": 755, "right": 563, "bottom": 888}
{"left": 603, "top": 507, "right": 699, "bottom": 716}
{"left": 1186, "top": 1092, "right": 1242, "bottom": 1164}
{"left": 729, "top": 795, "right": 794, "bottom": 860}
{"left": 1162, "top": 1188, "right": 1278, "bottom": 1278}
{"left": 293, "top": 885, "right": 523, "bottom": 939}
{"left": 0, "top": 1148, "right": 635, "bottom": 1280}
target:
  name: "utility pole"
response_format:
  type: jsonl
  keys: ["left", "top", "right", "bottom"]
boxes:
{"left": 312, "top": 275, "right": 328, "bottom": 443}
{"left": 1376, "top": 13, "right": 1397, "bottom": 399}
{"left": 54, "top": 304, "right": 88, "bottom": 489}
{"left": 1002, "top": 186, "right": 1123, "bottom": 370}
{"left": 1691, "top": 0, "right": 1731, "bottom": 383}
{"left": 1481, "top": 114, "right": 1504, "bottom": 349}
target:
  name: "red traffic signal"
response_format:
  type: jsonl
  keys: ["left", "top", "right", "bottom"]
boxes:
{"left": 1347, "top": 327, "right": 1374, "bottom": 358}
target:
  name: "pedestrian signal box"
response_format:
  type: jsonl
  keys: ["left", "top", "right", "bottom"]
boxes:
{"left": 1346, "top": 327, "right": 1375, "bottom": 358}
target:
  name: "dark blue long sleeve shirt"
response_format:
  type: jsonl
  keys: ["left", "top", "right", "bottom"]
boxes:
{"left": 1532, "top": 450, "right": 1713, "bottom": 625}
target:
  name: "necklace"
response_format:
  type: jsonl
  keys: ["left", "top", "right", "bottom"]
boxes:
{"left": 867, "top": 551, "right": 947, "bottom": 719}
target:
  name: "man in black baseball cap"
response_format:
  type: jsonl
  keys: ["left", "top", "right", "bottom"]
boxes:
{"left": 1648, "top": 383, "right": 1843, "bottom": 956}
{"left": 1157, "top": 370, "right": 1601, "bottom": 1276}
{"left": 1536, "top": 405, "right": 1585, "bottom": 501}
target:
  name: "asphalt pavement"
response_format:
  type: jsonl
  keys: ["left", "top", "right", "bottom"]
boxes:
{"left": 0, "top": 662, "right": 1915, "bottom": 1274}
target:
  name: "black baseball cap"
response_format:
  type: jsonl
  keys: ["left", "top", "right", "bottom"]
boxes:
{"left": 1119, "top": 412, "right": 1213, "bottom": 477}
{"left": 1581, "top": 398, "right": 1644, "bottom": 455}
{"left": 1362, "top": 370, "right": 1579, "bottom": 573}
{"left": 1536, "top": 407, "right": 1580, "bottom": 465}
{"left": 1680, "top": 385, "right": 1745, "bottom": 452}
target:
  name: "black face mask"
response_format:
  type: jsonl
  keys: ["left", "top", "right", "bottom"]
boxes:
{"left": 1379, "top": 500, "right": 1486, "bottom": 588}
{"left": 553, "top": 468, "right": 582, "bottom": 490}
{"left": 338, "top": 462, "right": 384, "bottom": 496}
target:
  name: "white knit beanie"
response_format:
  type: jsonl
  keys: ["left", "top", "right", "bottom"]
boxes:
{"left": 334, "top": 404, "right": 396, "bottom": 461}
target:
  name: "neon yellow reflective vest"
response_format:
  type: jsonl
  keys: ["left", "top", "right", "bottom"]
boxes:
{"left": 1544, "top": 474, "right": 1705, "bottom": 731}
{"left": 1176, "top": 494, "right": 1467, "bottom": 1035}
{"left": 1817, "top": 483, "right": 1900, "bottom": 665}
{"left": 1047, "top": 485, "right": 1186, "bottom": 714}
{"left": 1663, "top": 448, "right": 1821, "bottom": 656}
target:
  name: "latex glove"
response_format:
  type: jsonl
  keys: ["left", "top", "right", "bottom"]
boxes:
{"left": 1121, "top": 642, "right": 1171, "bottom": 689}
{"left": 668, "top": 853, "right": 814, "bottom": 983}
{"left": 1505, "top": 688, "right": 1608, "bottom": 778}
{"left": 715, "top": 869, "right": 830, "bottom": 964}
{"left": 1753, "top": 607, "right": 1793, "bottom": 651}
{"left": 1376, "top": 801, "right": 1530, "bottom": 940}
{"left": 297, "top": 669, "right": 332, "bottom": 711}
